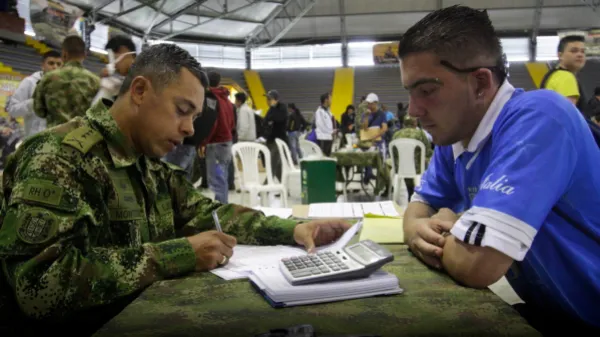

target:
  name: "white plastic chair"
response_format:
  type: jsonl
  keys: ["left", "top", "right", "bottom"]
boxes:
{"left": 231, "top": 142, "right": 287, "bottom": 207}
{"left": 299, "top": 139, "right": 324, "bottom": 158}
{"left": 275, "top": 138, "right": 301, "bottom": 197}
{"left": 388, "top": 138, "right": 426, "bottom": 206}
{"left": 344, "top": 134, "right": 354, "bottom": 149}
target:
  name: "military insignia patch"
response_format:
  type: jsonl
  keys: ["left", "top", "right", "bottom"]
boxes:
{"left": 16, "top": 208, "right": 59, "bottom": 244}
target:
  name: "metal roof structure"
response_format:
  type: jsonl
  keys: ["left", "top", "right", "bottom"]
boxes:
{"left": 60, "top": 0, "right": 600, "bottom": 48}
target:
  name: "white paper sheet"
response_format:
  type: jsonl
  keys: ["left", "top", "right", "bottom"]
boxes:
{"left": 210, "top": 221, "right": 363, "bottom": 280}
{"left": 308, "top": 202, "right": 399, "bottom": 218}
{"left": 253, "top": 206, "right": 293, "bottom": 219}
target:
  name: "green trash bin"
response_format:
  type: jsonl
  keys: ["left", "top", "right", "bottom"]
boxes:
{"left": 300, "top": 157, "right": 337, "bottom": 204}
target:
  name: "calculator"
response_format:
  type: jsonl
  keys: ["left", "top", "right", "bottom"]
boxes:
{"left": 279, "top": 240, "right": 394, "bottom": 286}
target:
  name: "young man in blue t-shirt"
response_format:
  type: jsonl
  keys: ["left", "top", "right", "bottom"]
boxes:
{"left": 399, "top": 5, "right": 599, "bottom": 333}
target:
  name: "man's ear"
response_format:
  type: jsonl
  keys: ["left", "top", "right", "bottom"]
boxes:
{"left": 129, "top": 76, "right": 150, "bottom": 106}
{"left": 472, "top": 68, "right": 493, "bottom": 99}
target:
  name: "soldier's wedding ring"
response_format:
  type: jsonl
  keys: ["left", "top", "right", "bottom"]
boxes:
{"left": 220, "top": 255, "right": 228, "bottom": 265}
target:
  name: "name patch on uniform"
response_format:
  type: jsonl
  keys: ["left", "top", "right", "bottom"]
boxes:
{"left": 22, "top": 180, "right": 63, "bottom": 206}
{"left": 17, "top": 207, "right": 59, "bottom": 244}
{"left": 109, "top": 208, "right": 144, "bottom": 221}
{"left": 62, "top": 126, "right": 103, "bottom": 154}
{"left": 156, "top": 198, "right": 172, "bottom": 215}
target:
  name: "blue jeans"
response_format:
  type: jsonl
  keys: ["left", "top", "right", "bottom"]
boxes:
{"left": 163, "top": 144, "right": 196, "bottom": 181}
{"left": 287, "top": 131, "right": 302, "bottom": 164}
{"left": 206, "top": 141, "right": 232, "bottom": 204}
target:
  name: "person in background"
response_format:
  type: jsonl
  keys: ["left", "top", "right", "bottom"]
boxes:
{"left": 202, "top": 71, "right": 235, "bottom": 204}
{"left": 340, "top": 104, "right": 355, "bottom": 148}
{"left": 399, "top": 5, "right": 599, "bottom": 333}
{"left": 392, "top": 115, "right": 433, "bottom": 198}
{"left": 6, "top": 50, "right": 62, "bottom": 138}
{"left": 287, "top": 103, "right": 307, "bottom": 164}
{"left": 396, "top": 102, "right": 407, "bottom": 129}
{"left": 315, "top": 93, "right": 334, "bottom": 156}
{"left": 541, "top": 35, "right": 587, "bottom": 114}
{"left": 585, "top": 86, "right": 600, "bottom": 121}
{"left": 0, "top": 44, "right": 351, "bottom": 336}
{"left": 355, "top": 95, "right": 368, "bottom": 137}
{"left": 235, "top": 92, "right": 256, "bottom": 142}
{"left": 93, "top": 35, "right": 137, "bottom": 104}
{"left": 264, "top": 90, "right": 288, "bottom": 181}
{"left": 33, "top": 35, "right": 100, "bottom": 127}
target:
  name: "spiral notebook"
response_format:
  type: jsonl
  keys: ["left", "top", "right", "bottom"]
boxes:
{"left": 249, "top": 267, "right": 402, "bottom": 308}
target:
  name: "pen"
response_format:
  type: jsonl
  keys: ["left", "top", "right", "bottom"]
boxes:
{"left": 212, "top": 210, "right": 223, "bottom": 232}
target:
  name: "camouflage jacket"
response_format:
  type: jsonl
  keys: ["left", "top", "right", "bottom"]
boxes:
{"left": 33, "top": 60, "right": 100, "bottom": 127}
{"left": 392, "top": 127, "right": 433, "bottom": 174}
{"left": 354, "top": 101, "right": 369, "bottom": 132}
{"left": 0, "top": 102, "right": 298, "bottom": 322}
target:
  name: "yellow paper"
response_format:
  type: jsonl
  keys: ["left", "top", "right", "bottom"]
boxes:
{"left": 359, "top": 217, "right": 404, "bottom": 244}
{"left": 364, "top": 213, "right": 401, "bottom": 219}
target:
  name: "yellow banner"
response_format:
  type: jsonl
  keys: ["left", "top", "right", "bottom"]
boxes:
{"left": 373, "top": 42, "right": 399, "bottom": 64}
{"left": 0, "top": 71, "right": 26, "bottom": 123}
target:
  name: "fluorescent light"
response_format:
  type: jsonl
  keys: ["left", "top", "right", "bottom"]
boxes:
{"left": 148, "top": 40, "right": 175, "bottom": 45}
{"left": 90, "top": 47, "right": 108, "bottom": 55}
{"left": 24, "top": 31, "right": 36, "bottom": 37}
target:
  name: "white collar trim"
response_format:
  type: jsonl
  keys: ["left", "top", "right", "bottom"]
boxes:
{"left": 452, "top": 80, "right": 516, "bottom": 160}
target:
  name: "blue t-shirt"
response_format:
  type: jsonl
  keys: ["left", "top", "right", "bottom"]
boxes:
{"left": 414, "top": 85, "right": 600, "bottom": 326}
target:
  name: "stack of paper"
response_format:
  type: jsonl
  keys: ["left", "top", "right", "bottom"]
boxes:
{"left": 308, "top": 201, "right": 400, "bottom": 218}
{"left": 211, "top": 220, "right": 364, "bottom": 280}
{"left": 249, "top": 267, "right": 402, "bottom": 308}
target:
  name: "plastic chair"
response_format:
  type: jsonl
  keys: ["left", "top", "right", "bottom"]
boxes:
{"left": 275, "top": 138, "right": 301, "bottom": 197}
{"left": 299, "top": 139, "right": 323, "bottom": 158}
{"left": 231, "top": 142, "right": 287, "bottom": 207}
{"left": 388, "top": 138, "right": 426, "bottom": 206}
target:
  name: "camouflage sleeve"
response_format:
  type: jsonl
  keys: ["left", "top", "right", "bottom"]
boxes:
{"left": 167, "top": 167, "right": 298, "bottom": 246}
{"left": 0, "top": 148, "right": 195, "bottom": 320}
{"left": 32, "top": 74, "right": 49, "bottom": 118}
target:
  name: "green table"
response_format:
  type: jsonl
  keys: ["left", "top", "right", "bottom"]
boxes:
{"left": 332, "top": 151, "right": 390, "bottom": 197}
{"left": 94, "top": 245, "right": 539, "bottom": 337}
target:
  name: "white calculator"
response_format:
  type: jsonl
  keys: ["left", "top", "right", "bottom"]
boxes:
{"left": 279, "top": 240, "right": 394, "bottom": 286}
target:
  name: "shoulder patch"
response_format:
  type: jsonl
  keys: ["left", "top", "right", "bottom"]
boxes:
{"left": 62, "top": 126, "right": 103, "bottom": 154}
{"left": 16, "top": 207, "right": 59, "bottom": 244}
{"left": 21, "top": 180, "right": 63, "bottom": 206}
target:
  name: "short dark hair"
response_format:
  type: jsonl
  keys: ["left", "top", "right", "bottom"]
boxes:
{"left": 105, "top": 35, "right": 136, "bottom": 54}
{"left": 208, "top": 71, "right": 221, "bottom": 87}
{"left": 398, "top": 5, "right": 505, "bottom": 83}
{"left": 558, "top": 35, "right": 585, "bottom": 53}
{"left": 119, "top": 43, "right": 205, "bottom": 96}
{"left": 62, "top": 35, "right": 86, "bottom": 58}
{"left": 235, "top": 92, "right": 247, "bottom": 104}
{"left": 320, "top": 92, "right": 331, "bottom": 104}
{"left": 42, "top": 50, "right": 61, "bottom": 60}
{"left": 594, "top": 86, "right": 600, "bottom": 96}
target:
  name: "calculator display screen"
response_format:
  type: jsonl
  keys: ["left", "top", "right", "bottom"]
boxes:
{"left": 348, "top": 244, "right": 379, "bottom": 263}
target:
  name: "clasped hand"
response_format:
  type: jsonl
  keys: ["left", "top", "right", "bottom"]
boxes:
{"left": 408, "top": 208, "right": 458, "bottom": 270}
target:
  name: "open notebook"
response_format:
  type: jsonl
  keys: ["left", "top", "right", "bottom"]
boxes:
{"left": 211, "top": 221, "right": 364, "bottom": 280}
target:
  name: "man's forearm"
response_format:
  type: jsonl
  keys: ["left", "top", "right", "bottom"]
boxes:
{"left": 403, "top": 202, "right": 435, "bottom": 243}
{"left": 442, "top": 235, "right": 513, "bottom": 289}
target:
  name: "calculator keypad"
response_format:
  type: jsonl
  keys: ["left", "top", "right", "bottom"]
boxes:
{"left": 282, "top": 251, "right": 350, "bottom": 279}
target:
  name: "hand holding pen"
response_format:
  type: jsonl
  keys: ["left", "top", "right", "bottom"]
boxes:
{"left": 185, "top": 210, "right": 237, "bottom": 271}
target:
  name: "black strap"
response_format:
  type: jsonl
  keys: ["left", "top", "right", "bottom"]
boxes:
{"left": 540, "top": 66, "right": 586, "bottom": 112}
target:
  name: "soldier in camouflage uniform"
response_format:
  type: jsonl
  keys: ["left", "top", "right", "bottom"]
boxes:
{"left": 392, "top": 115, "right": 433, "bottom": 199}
{"left": 33, "top": 35, "right": 100, "bottom": 128}
{"left": 392, "top": 115, "right": 433, "bottom": 174}
{"left": 0, "top": 44, "right": 349, "bottom": 335}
